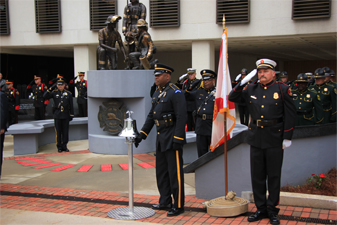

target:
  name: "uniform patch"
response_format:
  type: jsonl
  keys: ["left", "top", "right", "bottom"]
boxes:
{"left": 175, "top": 90, "right": 181, "bottom": 93}
{"left": 287, "top": 88, "right": 293, "bottom": 97}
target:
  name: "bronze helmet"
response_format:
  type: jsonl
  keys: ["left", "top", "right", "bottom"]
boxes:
{"left": 105, "top": 15, "right": 121, "bottom": 24}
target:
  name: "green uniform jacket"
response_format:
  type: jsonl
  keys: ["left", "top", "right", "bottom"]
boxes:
{"left": 292, "top": 88, "right": 323, "bottom": 126}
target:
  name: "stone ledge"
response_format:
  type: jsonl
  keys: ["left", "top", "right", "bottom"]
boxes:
{"left": 242, "top": 191, "right": 337, "bottom": 210}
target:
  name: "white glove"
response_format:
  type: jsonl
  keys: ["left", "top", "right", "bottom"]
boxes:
{"left": 240, "top": 69, "right": 257, "bottom": 86}
{"left": 235, "top": 74, "right": 241, "bottom": 81}
{"left": 282, "top": 139, "right": 292, "bottom": 149}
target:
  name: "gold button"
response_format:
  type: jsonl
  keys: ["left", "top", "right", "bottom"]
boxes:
{"left": 263, "top": 95, "right": 265, "bottom": 98}
{"left": 261, "top": 105, "right": 264, "bottom": 108}
{"left": 299, "top": 107, "right": 301, "bottom": 109}
{"left": 318, "top": 91, "right": 320, "bottom": 93}
{"left": 261, "top": 126, "right": 264, "bottom": 128}
{"left": 157, "top": 132, "right": 160, "bottom": 134}
{"left": 154, "top": 111, "right": 156, "bottom": 114}
{"left": 300, "top": 98, "right": 302, "bottom": 100}
{"left": 299, "top": 102, "right": 302, "bottom": 104}
{"left": 264, "top": 87, "right": 267, "bottom": 90}
{"left": 276, "top": 103, "right": 278, "bottom": 105}
{"left": 279, "top": 129, "right": 281, "bottom": 131}
{"left": 205, "top": 103, "right": 207, "bottom": 105}
{"left": 261, "top": 115, "right": 264, "bottom": 118}
{"left": 203, "top": 108, "right": 206, "bottom": 110}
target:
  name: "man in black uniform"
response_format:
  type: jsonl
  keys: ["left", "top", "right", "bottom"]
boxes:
{"left": 5, "top": 80, "right": 20, "bottom": 126}
{"left": 0, "top": 89, "right": 8, "bottom": 178}
{"left": 27, "top": 75, "right": 48, "bottom": 120}
{"left": 176, "top": 68, "right": 201, "bottom": 131}
{"left": 135, "top": 63, "right": 186, "bottom": 217}
{"left": 185, "top": 69, "right": 216, "bottom": 157}
{"left": 69, "top": 72, "right": 87, "bottom": 117}
{"left": 229, "top": 59, "right": 296, "bottom": 225}
{"left": 43, "top": 78, "right": 74, "bottom": 153}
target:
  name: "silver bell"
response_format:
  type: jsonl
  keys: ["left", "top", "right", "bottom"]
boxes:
{"left": 119, "top": 111, "right": 137, "bottom": 138}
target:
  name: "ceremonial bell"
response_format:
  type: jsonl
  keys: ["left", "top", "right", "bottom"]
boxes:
{"left": 107, "top": 111, "right": 155, "bottom": 220}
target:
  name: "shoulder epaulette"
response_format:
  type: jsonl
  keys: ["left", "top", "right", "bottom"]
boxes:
{"left": 169, "top": 83, "right": 179, "bottom": 91}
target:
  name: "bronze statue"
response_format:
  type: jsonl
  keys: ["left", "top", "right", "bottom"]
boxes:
{"left": 129, "top": 19, "right": 157, "bottom": 69}
{"left": 97, "top": 15, "right": 127, "bottom": 70}
{"left": 122, "top": 0, "right": 146, "bottom": 69}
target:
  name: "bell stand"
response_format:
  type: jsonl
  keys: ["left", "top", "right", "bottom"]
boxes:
{"left": 107, "top": 112, "right": 155, "bottom": 220}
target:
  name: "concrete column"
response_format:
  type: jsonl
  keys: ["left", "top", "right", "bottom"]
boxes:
{"left": 73, "top": 45, "right": 97, "bottom": 76}
{"left": 192, "top": 40, "right": 215, "bottom": 78}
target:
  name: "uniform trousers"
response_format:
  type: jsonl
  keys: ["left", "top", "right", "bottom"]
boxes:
{"left": 54, "top": 119, "right": 69, "bottom": 150}
{"left": 0, "top": 133, "right": 4, "bottom": 178}
{"left": 78, "top": 102, "right": 87, "bottom": 117}
{"left": 156, "top": 144, "right": 184, "bottom": 209}
{"left": 250, "top": 145, "right": 284, "bottom": 215}
{"left": 186, "top": 111, "right": 195, "bottom": 131}
{"left": 196, "top": 134, "right": 211, "bottom": 157}
{"left": 8, "top": 110, "right": 18, "bottom": 126}
{"left": 35, "top": 106, "right": 45, "bottom": 120}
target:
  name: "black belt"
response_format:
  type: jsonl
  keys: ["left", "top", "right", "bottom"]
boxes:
{"left": 252, "top": 118, "right": 283, "bottom": 127}
{"left": 297, "top": 109, "right": 312, "bottom": 115}
{"left": 197, "top": 114, "right": 213, "bottom": 120}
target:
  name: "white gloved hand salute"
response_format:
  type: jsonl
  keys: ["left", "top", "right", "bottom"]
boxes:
{"left": 282, "top": 139, "right": 292, "bottom": 149}
{"left": 235, "top": 74, "right": 241, "bottom": 82}
{"left": 240, "top": 69, "right": 257, "bottom": 86}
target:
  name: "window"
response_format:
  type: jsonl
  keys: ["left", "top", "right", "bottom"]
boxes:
{"left": 292, "top": 0, "right": 331, "bottom": 20}
{"left": 150, "top": 0, "right": 180, "bottom": 28}
{"left": 0, "top": 0, "right": 9, "bottom": 35}
{"left": 35, "top": 0, "right": 61, "bottom": 33}
{"left": 90, "top": 0, "right": 117, "bottom": 31}
{"left": 216, "top": 0, "right": 249, "bottom": 24}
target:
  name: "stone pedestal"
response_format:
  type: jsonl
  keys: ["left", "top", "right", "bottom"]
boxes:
{"left": 87, "top": 70, "right": 156, "bottom": 155}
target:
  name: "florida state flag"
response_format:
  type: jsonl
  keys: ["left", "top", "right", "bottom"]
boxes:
{"left": 210, "top": 30, "right": 236, "bottom": 152}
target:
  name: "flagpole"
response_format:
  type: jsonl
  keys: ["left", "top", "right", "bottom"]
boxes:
{"left": 223, "top": 14, "right": 228, "bottom": 196}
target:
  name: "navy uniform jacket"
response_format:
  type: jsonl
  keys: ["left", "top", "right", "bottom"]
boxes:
{"left": 5, "top": 87, "right": 20, "bottom": 111}
{"left": 30, "top": 83, "right": 47, "bottom": 107}
{"left": 140, "top": 82, "right": 187, "bottom": 152}
{"left": 229, "top": 81, "right": 296, "bottom": 149}
{"left": 185, "top": 86, "right": 215, "bottom": 136}
{"left": 43, "top": 89, "right": 74, "bottom": 120}
{"left": 75, "top": 80, "right": 87, "bottom": 104}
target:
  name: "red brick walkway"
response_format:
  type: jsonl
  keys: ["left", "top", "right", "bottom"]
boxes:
{"left": 1, "top": 184, "right": 336, "bottom": 225}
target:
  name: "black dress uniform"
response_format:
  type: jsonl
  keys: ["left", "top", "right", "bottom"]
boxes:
{"left": 309, "top": 68, "right": 336, "bottom": 124}
{"left": 185, "top": 69, "right": 216, "bottom": 157}
{"left": 238, "top": 68, "right": 250, "bottom": 126}
{"left": 5, "top": 82, "right": 20, "bottom": 126}
{"left": 135, "top": 64, "right": 186, "bottom": 216}
{"left": 27, "top": 76, "right": 48, "bottom": 120}
{"left": 0, "top": 91, "right": 8, "bottom": 178}
{"left": 176, "top": 68, "right": 201, "bottom": 131}
{"left": 70, "top": 72, "right": 87, "bottom": 117}
{"left": 292, "top": 74, "right": 323, "bottom": 126}
{"left": 229, "top": 59, "right": 296, "bottom": 221}
{"left": 43, "top": 78, "right": 74, "bottom": 152}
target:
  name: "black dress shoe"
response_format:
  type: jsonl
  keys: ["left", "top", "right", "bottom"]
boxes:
{"left": 269, "top": 214, "right": 280, "bottom": 225}
{"left": 151, "top": 203, "right": 172, "bottom": 211}
{"left": 247, "top": 210, "right": 268, "bottom": 222}
{"left": 167, "top": 208, "right": 184, "bottom": 217}
{"left": 63, "top": 148, "right": 70, "bottom": 152}
{"left": 58, "top": 149, "right": 62, "bottom": 153}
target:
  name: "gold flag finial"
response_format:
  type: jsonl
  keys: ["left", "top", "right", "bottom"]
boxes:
{"left": 222, "top": 14, "right": 226, "bottom": 31}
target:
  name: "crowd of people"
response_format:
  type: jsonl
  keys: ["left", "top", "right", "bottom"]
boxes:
{"left": 232, "top": 66, "right": 336, "bottom": 127}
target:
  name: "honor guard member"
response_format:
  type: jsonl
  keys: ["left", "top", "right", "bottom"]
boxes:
{"left": 0, "top": 90, "right": 8, "bottom": 178}
{"left": 43, "top": 78, "right": 74, "bottom": 152}
{"left": 329, "top": 69, "right": 336, "bottom": 83}
{"left": 5, "top": 80, "right": 20, "bottom": 126}
{"left": 0, "top": 73, "right": 8, "bottom": 92}
{"left": 134, "top": 63, "right": 187, "bottom": 217}
{"left": 185, "top": 69, "right": 216, "bottom": 157}
{"left": 49, "top": 74, "right": 69, "bottom": 89}
{"left": 237, "top": 68, "right": 250, "bottom": 126}
{"left": 69, "top": 72, "right": 87, "bottom": 117}
{"left": 27, "top": 75, "right": 48, "bottom": 120}
{"left": 229, "top": 59, "right": 296, "bottom": 225}
{"left": 310, "top": 68, "right": 336, "bottom": 123}
{"left": 176, "top": 68, "right": 201, "bottom": 131}
{"left": 292, "top": 73, "right": 323, "bottom": 125}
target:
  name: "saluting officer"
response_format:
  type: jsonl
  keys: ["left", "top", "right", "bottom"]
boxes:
{"left": 43, "top": 78, "right": 74, "bottom": 153}
{"left": 135, "top": 63, "right": 186, "bottom": 217}
{"left": 292, "top": 73, "right": 323, "bottom": 125}
{"left": 69, "top": 72, "right": 87, "bottom": 117}
{"left": 176, "top": 68, "right": 201, "bottom": 131}
{"left": 27, "top": 75, "right": 48, "bottom": 120}
{"left": 5, "top": 80, "right": 20, "bottom": 126}
{"left": 229, "top": 59, "right": 296, "bottom": 225}
{"left": 185, "top": 69, "right": 216, "bottom": 157}
{"left": 237, "top": 68, "right": 250, "bottom": 126}
{"left": 309, "top": 68, "right": 336, "bottom": 123}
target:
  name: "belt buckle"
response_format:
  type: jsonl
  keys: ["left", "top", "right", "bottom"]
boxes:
{"left": 202, "top": 114, "right": 206, "bottom": 120}
{"left": 256, "top": 119, "right": 261, "bottom": 127}
{"left": 155, "top": 120, "right": 159, "bottom": 126}
{"left": 61, "top": 106, "right": 64, "bottom": 112}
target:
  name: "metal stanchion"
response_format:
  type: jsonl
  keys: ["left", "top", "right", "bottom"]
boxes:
{"left": 107, "top": 111, "right": 155, "bottom": 220}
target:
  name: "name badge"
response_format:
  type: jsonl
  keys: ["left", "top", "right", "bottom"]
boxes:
{"left": 250, "top": 95, "right": 257, "bottom": 99}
